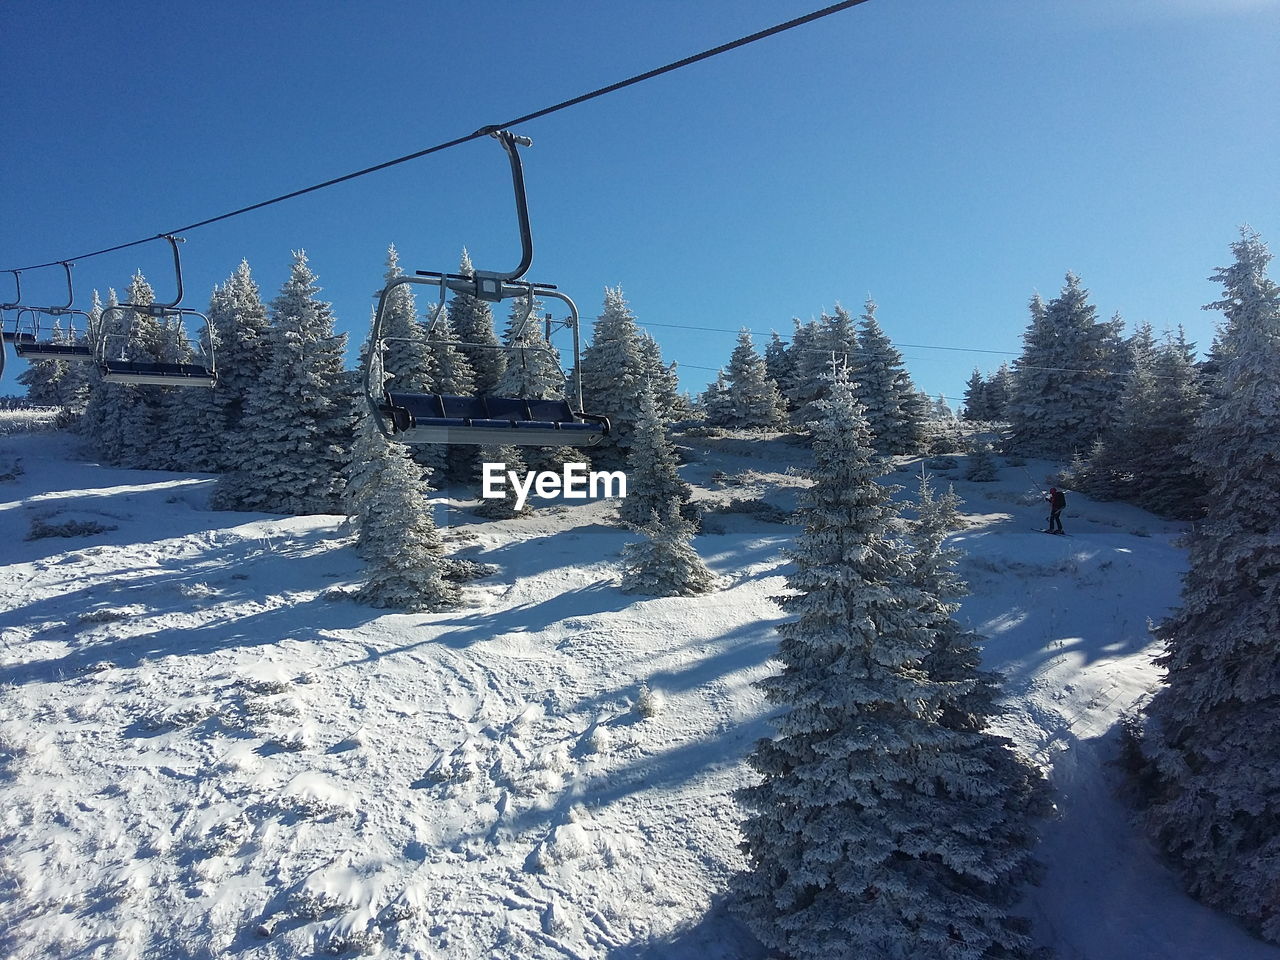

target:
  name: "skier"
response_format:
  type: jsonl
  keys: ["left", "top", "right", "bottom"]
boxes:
{"left": 1044, "top": 486, "right": 1066, "bottom": 535}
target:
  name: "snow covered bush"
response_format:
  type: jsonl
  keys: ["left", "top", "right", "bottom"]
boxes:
{"left": 26, "top": 516, "right": 116, "bottom": 540}
{"left": 635, "top": 682, "right": 665, "bottom": 719}
{"left": 733, "top": 369, "right": 1045, "bottom": 960}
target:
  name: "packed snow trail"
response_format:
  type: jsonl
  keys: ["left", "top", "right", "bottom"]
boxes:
{"left": 0, "top": 429, "right": 1276, "bottom": 959}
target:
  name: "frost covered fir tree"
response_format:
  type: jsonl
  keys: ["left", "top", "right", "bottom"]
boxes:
{"left": 853, "top": 299, "right": 922, "bottom": 454}
{"left": 764, "top": 331, "right": 795, "bottom": 405}
{"left": 618, "top": 380, "right": 691, "bottom": 528}
{"left": 148, "top": 316, "right": 210, "bottom": 470}
{"left": 1082, "top": 329, "right": 1206, "bottom": 516}
{"left": 734, "top": 369, "right": 1044, "bottom": 960}
{"left": 55, "top": 317, "right": 91, "bottom": 411}
{"left": 1007, "top": 275, "right": 1126, "bottom": 458}
{"left": 495, "top": 293, "right": 564, "bottom": 400}
{"left": 346, "top": 351, "right": 458, "bottom": 611}
{"left": 196, "top": 261, "right": 273, "bottom": 474}
{"left": 578, "top": 286, "right": 655, "bottom": 448}
{"left": 79, "top": 290, "right": 129, "bottom": 462}
{"left": 619, "top": 502, "right": 715, "bottom": 597}
{"left": 114, "top": 273, "right": 167, "bottom": 469}
{"left": 984, "top": 363, "right": 1013, "bottom": 420}
{"left": 424, "top": 305, "right": 477, "bottom": 397}
{"left": 908, "top": 474, "right": 1005, "bottom": 733}
{"left": 723, "top": 329, "right": 786, "bottom": 429}
{"left": 474, "top": 443, "right": 530, "bottom": 519}
{"left": 213, "top": 251, "right": 353, "bottom": 515}
{"left": 637, "top": 331, "right": 682, "bottom": 421}
{"left": 789, "top": 307, "right": 861, "bottom": 423}
{"left": 699, "top": 369, "right": 734, "bottom": 427}
{"left": 1137, "top": 229, "right": 1280, "bottom": 943}
{"left": 377, "top": 245, "right": 434, "bottom": 393}
{"left": 962, "top": 368, "right": 989, "bottom": 420}
{"left": 448, "top": 250, "right": 505, "bottom": 395}
{"left": 965, "top": 437, "right": 999, "bottom": 481}
{"left": 16, "top": 320, "right": 67, "bottom": 406}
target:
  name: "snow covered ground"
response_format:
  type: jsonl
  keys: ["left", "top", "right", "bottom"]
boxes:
{"left": 0, "top": 425, "right": 1276, "bottom": 960}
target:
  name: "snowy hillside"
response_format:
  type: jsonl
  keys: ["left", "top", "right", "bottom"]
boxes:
{"left": 1, "top": 426, "right": 1276, "bottom": 960}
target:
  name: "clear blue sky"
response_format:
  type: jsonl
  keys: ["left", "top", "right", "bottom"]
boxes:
{"left": 3, "top": 0, "right": 1277, "bottom": 405}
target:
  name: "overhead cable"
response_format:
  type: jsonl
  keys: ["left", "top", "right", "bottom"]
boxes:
{"left": 4, "top": 0, "right": 873, "bottom": 274}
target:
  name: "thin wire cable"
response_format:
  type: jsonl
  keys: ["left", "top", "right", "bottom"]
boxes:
{"left": 638, "top": 319, "right": 1219, "bottom": 383}
{"left": 5, "top": 0, "right": 873, "bottom": 275}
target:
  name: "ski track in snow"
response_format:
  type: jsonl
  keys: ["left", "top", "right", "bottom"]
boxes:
{"left": 0, "top": 429, "right": 1275, "bottom": 959}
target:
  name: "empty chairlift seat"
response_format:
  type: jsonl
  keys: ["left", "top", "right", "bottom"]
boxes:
{"left": 384, "top": 392, "right": 608, "bottom": 446}
{"left": 14, "top": 341, "right": 94, "bottom": 361}
{"left": 100, "top": 359, "right": 217, "bottom": 387}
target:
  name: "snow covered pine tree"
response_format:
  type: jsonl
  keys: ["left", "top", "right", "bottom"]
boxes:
{"left": 619, "top": 380, "right": 691, "bottom": 528}
{"left": 734, "top": 368, "right": 1046, "bottom": 960}
{"left": 1137, "top": 228, "right": 1280, "bottom": 943}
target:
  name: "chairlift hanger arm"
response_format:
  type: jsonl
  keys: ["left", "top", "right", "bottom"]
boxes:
{"left": 125, "top": 234, "right": 186, "bottom": 312}
{"left": 1, "top": 270, "right": 20, "bottom": 311}
{"left": 412, "top": 128, "right": 536, "bottom": 300}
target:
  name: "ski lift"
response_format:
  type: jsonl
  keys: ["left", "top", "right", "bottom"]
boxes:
{"left": 97, "top": 235, "right": 217, "bottom": 387}
{"left": 365, "top": 128, "right": 609, "bottom": 447}
{"left": 10, "top": 263, "right": 98, "bottom": 362}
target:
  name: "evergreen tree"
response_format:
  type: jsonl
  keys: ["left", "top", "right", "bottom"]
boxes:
{"left": 448, "top": 250, "right": 505, "bottom": 395}
{"left": 346, "top": 348, "right": 458, "bottom": 611}
{"left": 578, "top": 286, "right": 652, "bottom": 448}
{"left": 962, "top": 368, "right": 988, "bottom": 421}
{"left": 699, "top": 369, "right": 734, "bottom": 427}
{"left": 115, "top": 273, "right": 166, "bottom": 469}
{"left": 637, "top": 331, "right": 681, "bottom": 422}
{"left": 853, "top": 299, "right": 921, "bottom": 454}
{"left": 378, "top": 245, "right": 434, "bottom": 393}
{"left": 1082, "top": 330, "right": 1206, "bottom": 516}
{"left": 723, "top": 329, "right": 786, "bottom": 429}
{"left": 474, "top": 443, "right": 529, "bottom": 518}
{"left": 213, "top": 251, "right": 352, "bottom": 515}
{"left": 184, "top": 261, "right": 274, "bottom": 475}
{"left": 56, "top": 312, "right": 92, "bottom": 411}
{"left": 80, "top": 290, "right": 131, "bottom": 463}
{"left": 1138, "top": 229, "right": 1280, "bottom": 943}
{"left": 965, "top": 438, "right": 999, "bottom": 481}
{"left": 932, "top": 394, "right": 953, "bottom": 419}
{"left": 984, "top": 363, "right": 1013, "bottom": 420}
{"left": 619, "top": 502, "right": 715, "bottom": 597}
{"left": 425, "top": 304, "right": 477, "bottom": 397}
{"left": 908, "top": 474, "right": 1004, "bottom": 732}
{"left": 619, "top": 380, "right": 691, "bottom": 527}
{"left": 784, "top": 316, "right": 827, "bottom": 415}
{"left": 1007, "top": 275, "right": 1126, "bottom": 458}
{"left": 734, "top": 369, "right": 1044, "bottom": 960}
{"left": 495, "top": 293, "right": 564, "bottom": 400}
{"left": 16, "top": 320, "right": 66, "bottom": 406}
{"left": 764, "top": 331, "right": 795, "bottom": 403}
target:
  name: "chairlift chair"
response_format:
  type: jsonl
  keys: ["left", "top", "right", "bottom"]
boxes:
{"left": 365, "top": 128, "right": 609, "bottom": 447}
{"left": 10, "top": 263, "right": 97, "bottom": 362}
{"left": 96, "top": 236, "right": 217, "bottom": 387}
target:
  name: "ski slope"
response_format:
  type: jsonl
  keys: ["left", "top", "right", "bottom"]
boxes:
{"left": 0, "top": 426, "right": 1275, "bottom": 960}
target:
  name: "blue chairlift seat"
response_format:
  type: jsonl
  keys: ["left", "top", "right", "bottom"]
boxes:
{"left": 384, "top": 391, "right": 608, "bottom": 446}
